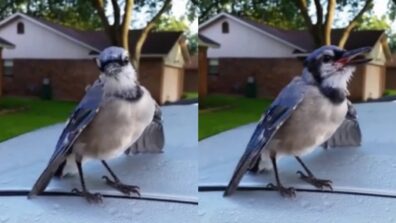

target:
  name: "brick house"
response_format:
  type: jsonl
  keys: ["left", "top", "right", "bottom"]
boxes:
{"left": 198, "top": 34, "right": 220, "bottom": 98}
{"left": 0, "top": 36, "right": 14, "bottom": 96}
{"left": 0, "top": 13, "right": 190, "bottom": 104}
{"left": 200, "top": 12, "right": 391, "bottom": 101}
{"left": 386, "top": 54, "right": 396, "bottom": 90}
{"left": 184, "top": 54, "right": 198, "bottom": 92}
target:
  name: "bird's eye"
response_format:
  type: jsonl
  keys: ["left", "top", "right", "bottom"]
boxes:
{"left": 120, "top": 56, "right": 129, "bottom": 65}
{"left": 322, "top": 55, "right": 332, "bottom": 63}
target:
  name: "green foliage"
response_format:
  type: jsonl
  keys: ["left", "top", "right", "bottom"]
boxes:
{"left": 188, "top": 33, "right": 198, "bottom": 54}
{"left": 356, "top": 14, "right": 396, "bottom": 52}
{"left": 357, "top": 15, "right": 390, "bottom": 30}
{"left": 0, "top": 0, "right": 102, "bottom": 30}
{"left": 194, "top": 0, "right": 305, "bottom": 30}
{"left": 155, "top": 15, "right": 189, "bottom": 31}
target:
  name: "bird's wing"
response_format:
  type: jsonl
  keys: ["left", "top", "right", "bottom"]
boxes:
{"left": 29, "top": 80, "right": 103, "bottom": 197}
{"left": 224, "top": 77, "right": 307, "bottom": 196}
{"left": 322, "top": 100, "right": 361, "bottom": 149}
{"left": 125, "top": 103, "right": 165, "bottom": 154}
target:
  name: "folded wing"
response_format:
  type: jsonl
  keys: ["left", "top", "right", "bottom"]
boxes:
{"left": 224, "top": 78, "right": 307, "bottom": 196}
{"left": 29, "top": 80, "right": 103, "bottom": 197}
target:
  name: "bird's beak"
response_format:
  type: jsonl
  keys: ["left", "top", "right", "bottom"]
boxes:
{"left": 103, "top": 63, "right": 121, "bottom": 76}
{"left": 336, "top": 47, "right": 372, "bottom": 66}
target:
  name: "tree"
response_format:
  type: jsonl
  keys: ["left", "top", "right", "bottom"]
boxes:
{"left": 155, "top": 15, "right": 189, "bottom": 31}
{"left": 192, "top": 0, "right": 305, "bottom": 30}
{"left": 294, "top": 0, "right": 375, "bottom": 47}
{"left": 357, "top": 14, "right": 396, "bottom": 52}
{"left": 0, "top": 0, "right": 101, "bottom": 30}
{"left": 91, "top": 0, "right": 172, "bottom": 69}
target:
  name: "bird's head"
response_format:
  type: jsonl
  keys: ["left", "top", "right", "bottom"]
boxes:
{"left": 96, "top": 46, "right": 138, "bottom": 93}
{"left": 96, "top": 46, "right": 136, "bottom": 80}
{"left": 302, "top": 45, "right": 371, "bottom": 90}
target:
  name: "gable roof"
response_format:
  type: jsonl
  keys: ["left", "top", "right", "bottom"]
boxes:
{"left": 0, "top": 36, "right": 14, "bottom": 48}
{"left": 200, "top": 12, "right": 386, "bottom": 53}
{"left": 198, "top": 34, "right": 220, "bottom": 48}
{"left": 0, "top": 13, "right": 183, "bottom": 56}
{"left": 200, "top": 12, "right": 307, "bottom": 52}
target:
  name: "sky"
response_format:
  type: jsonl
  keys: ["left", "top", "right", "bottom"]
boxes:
{"left": 126, "top": 0, "right": 197, "bottom": 34}
{"left": 313, "top": 0, "right": 396, "bottom": 33}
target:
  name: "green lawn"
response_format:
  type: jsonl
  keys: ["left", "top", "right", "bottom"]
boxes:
{"left": 384, "top": 89, "right": 396, "bottom": 96}
{"left": 199, "top": 94, "right": 272, "bottom": 140}
{"left": 0, "top": 97, "right": 76, "bottom": 142}
{"left": 183, "top": 92, "right": 198, "bottom": 99}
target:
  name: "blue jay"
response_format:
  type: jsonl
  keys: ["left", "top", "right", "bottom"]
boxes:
{"left": 29, "top": 46, "right": 164, "bottom": 203}
{"left": 224, "top": 46, "right": 371, "bottom": 197}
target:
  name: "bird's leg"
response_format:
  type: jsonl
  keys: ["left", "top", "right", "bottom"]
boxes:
{"left": 266, "top": 155, "right": 296, "bottom": 197}
{"left": 295, "top": 156, "right": 333, "bottom": 190}
{"left": 72, "top": 160, "right": 103, "bottom": 203}
{"left": 101, "top": 160, "right": 140, "bottom": 196}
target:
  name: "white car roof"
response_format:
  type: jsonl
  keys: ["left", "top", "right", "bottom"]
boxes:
{"left": 0, "top": 105, "right": 198, "bottom": 223}
{"left": 199, "top": 102, "right": 396, "bottom": 223}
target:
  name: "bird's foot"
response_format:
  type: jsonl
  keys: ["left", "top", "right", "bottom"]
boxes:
{"left": 296, "top": 171, "right": 333, "bottom": 190}
{"left": 266, "top": 183, "right": 296, "bottom": 198}
{"left": 71, "top": 188, "right": 103, "bottom": 203}
{"left": 102, "top": 176, "right": 140, "bottom": 196}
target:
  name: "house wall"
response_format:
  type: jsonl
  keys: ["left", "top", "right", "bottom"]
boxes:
{"left": 386, "top": 67, "right": 396, "bottom": 89}
{"left": 2, "top": 59, "right": 170, "bottom": 103}
{"left": 200, "top": 17, "right": 296, "bottom": 58}
{"left": 3, "top": 59, "right": 98, "bottom": 101}
{"left": 369, "top": 41, "right": 387, "bottom": 66}
{"left": 161, "top": 65, "right": 184, "bottom": 103}
{"left": 348, "top": 66, "right": 364, "bottom": 101}
{"left": 184, "top": 68, "right": 198, "bottom": 92}
{"left": 164, "top": 43, "right": 185, "bottom": 68}
{"left": 0, "top": 16, "right": 92, "bottom": 59}
{"left": 199, "top": 47, "right": 208, "bottom": 97}
{"left": 209, "top": 58, "right": 368, "bottom": 101}
{"left": 209, "top": 58, "right": 303, "bottom": 98}
{"left": 363, "top": 64, "right": 385, "bottom": 100}
{"left": 139, "top": 58, "right": 164, "bottom": 103}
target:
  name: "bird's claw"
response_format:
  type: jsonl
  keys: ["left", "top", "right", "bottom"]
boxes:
{"left": 296, "top": 171, "right": 333, "bottom": 190}
{"left": 71, "top": 188, "right": 103, "bottom": 203}
{"left": 102, "top": 175, "right": 141, "bottom": 197}
{"left": 266, "top": 183, "right": 296, "bottom": 198}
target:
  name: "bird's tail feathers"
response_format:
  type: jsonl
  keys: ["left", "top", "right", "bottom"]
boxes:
{"left": 28, "top": 157, "right": 65, "bottom": 198}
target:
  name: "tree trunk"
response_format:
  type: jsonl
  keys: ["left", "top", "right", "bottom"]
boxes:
{"left": 323, "top": 0, "right": 335, "bottom": 45}
{"left": 338, "top": 0, "right": 373, "bottom": 48}
{"left": 121, "top": 0, "right": 134, "bottom": 50}
{"left": 132, "top": 0, "right": 171, "bottom": 70}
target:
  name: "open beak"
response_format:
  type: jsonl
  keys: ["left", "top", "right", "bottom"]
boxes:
{"left": 336, "top": 47, "right": 372, "bottom": 66}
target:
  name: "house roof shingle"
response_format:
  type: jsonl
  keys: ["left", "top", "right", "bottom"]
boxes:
{"left": 0, "top": 36, "right": 14, "bottom": 48}
{"left": 198, "top": 34, "right": 220, "bottom": 48}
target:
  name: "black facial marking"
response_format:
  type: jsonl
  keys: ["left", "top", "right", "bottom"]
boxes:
{"left": 320, "top": 87, "right": 346, "bottom": 104}
{"left": 333, "top": 50, "right": 344, "bottom": 61}
{"left": 110, "top": 85, "right": 143, "bottom": 102}
{"left": 305, "top": 58, "right": 323, "bottom": 84}
{"left": 99, "top": 57, "right": 129, "bottom": 72}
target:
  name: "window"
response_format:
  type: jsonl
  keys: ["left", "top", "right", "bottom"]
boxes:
{"left": 17, "top": 22, "right": 24, "bottom": 34}
{"left": 222, "top": 21, "right": 229, "bottom": 33}
{"left": 3, "top": 60, "right": 13, "bottom": 76}
{"left": 208, "top": 59, "right": 219, "bottom": 75}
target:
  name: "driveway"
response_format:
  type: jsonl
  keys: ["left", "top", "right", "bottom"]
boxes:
{"left": 199, "top": 102, "right": 396, "bottom": 223}
{"left": 0, "top": 104, "right": 198, "bottom": 223}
